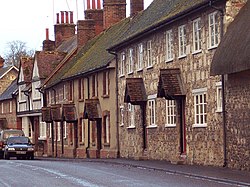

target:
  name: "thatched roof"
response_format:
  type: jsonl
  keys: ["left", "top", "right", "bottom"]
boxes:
{"left": 210, "top": 1, "right": 250, "bottom": 75}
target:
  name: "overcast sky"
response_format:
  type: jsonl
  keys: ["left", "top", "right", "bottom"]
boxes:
{"left": 0, "top": 0, "right": 153, "bottom": 56}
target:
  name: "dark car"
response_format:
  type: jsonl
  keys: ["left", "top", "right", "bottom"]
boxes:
{"left": 0, "top": 129, "right": 25, "bottom": 158}
{"left": 4, "top": 136, "right": 34, "bottom": 160}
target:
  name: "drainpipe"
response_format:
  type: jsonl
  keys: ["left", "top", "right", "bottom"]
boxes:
{"left": 108, "top": 50, "right": 120, "bottom": 158}
{"left": 209, "top": 1, "right": 227, "bottom": 167}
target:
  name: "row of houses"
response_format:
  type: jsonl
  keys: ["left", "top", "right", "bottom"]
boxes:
{"left": 0, "top": 0, "right": 249, "bottom": 171}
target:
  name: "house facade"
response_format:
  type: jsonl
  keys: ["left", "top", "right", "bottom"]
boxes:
{"left": 109, "top": 0, "right": 247, "bottom": 167}
{"left": 211, "top": 0, "right": 249, "bottom": 171}
{"left": 41, "top": 0, "right": 144, "bottom": 159}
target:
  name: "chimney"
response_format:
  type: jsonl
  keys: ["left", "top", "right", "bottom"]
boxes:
{"left": 77, "top": 20, "right": 96, "bottom": 48}
{"left": 54, "top": 11, "right": 76, "bottom": 47}
{"left": 43, "top": 28, "right": 55, "bottom": 51}
{"left": 103, "top": 0, "right": 126, "bottom": 29}
{"left": 130, "top": 0, "right": 144, "bottom": 16}
{"left": 85, "top": 0, "right": 104, "bottom": 35}
{"left": 0, "top": 56, "right": 5, "bottom": 68}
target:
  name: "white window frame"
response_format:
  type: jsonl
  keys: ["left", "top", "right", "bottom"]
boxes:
{"left": 57, "top": 122, "right": 61, "bottom": 141}
{"left": 165, "top": 100, "right": 176, "bottom": 127}
{"left": 146, "top": 40, "right": 153, "bottom": 68}
{"left": 192, "top": 88, "right": 207, "bottom": 127}
{"left": 39, "top": 121, "right": 47, "bottom": 140}
{"left": 120, "top": 105, "right": 124, "bottom": 126}
{"left": 166, "top": 29, "right": 174, "bottom": 62}
{"left": 178, "top": 25, "right": 187, "bottom": 58}
{"left": 64, "top": 121, "right": 67, "bottom": 139}
{"left": 216, "top": 82, "right": 222, "bottom": 112}
{"left": 137, "top": 43, "right": 143, "bottom": 71}
{"left": 127, "top": 103, "right": 135, "bottom": 128}
{"left": 128, "top": 48, "right": 134, "bottom": 74}
{"left": 147, "top": 94, "right": 157, "bottom": 128}
{"left": 209, "top": 11, "right": 219, "bottom": 49}
{"left": 32, "top": 81, "right": 41, "bottom": 100}
{"left": 49, "top": 123, "right": 52, "bottom": 138}
{"left": 1, "top": 103, "right": 3, "bottom": 114}
{"left": 120, "top": 52, "right": 125, "bottom": 77}
{"left": 9, "top": 101, "right": 12, "bottom": 113}
{"left": 104, "top": 115, "right": 110, "bottom": 143}
{"left": 193, "top": 18, "right": 202, "bottom": 53}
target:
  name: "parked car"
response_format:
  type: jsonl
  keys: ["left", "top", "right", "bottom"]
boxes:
{"left": 0, "top": 129, "right": 25, "bottom": 158}
{"left": 3, "top": 136, "right": 34, "bottom": 160}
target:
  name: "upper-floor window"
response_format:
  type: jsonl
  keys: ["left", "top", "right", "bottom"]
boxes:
{"left": 92, "top": 74, "right": 98, "bottom": 97}
{"left": 216, "top": 82, "right": 222, "bottom": 112}
{"left": 120, "top": 52, "right": 125, "bottom": 76}
{"left": 69, "top": 81, "right": 73, "bottom": 101}
{"left": 147, "top": 40, "right": 153, "bottom": 68}
{"left": 209, "top": 11, "right": 219, "bottom": 48}
{"left": 193, "top": 18, "right": 202, "bottom": 53}
{"left": 63, "top": 83, "right": 66, "bottom": 100}
{"left": 193, "top": 88, "right": 207, "bottom": 127}
{"left": 137, "top": 43, "right": 143, "bottom": 70}
{"left": 128, "top": 48, "right": 134, "bottom": 74}
{"left": 128, "top": 103, "right": 135, "bottom": 128}
{"left": 32, "top": 81, "right": 41, "bottom": 100}
{"left": 1, "top": 103, "right": 3, "bottom": 114}
{"left": 166, "top": 29, "right": 174, "bottom": 61}
{"left": 78, "top": 78, "right": 84, "bottom": 100}
{"left": 103, "top": 71, "right": 109, "bottom": 96}
{"left": 9, "top": 101, "right": 12, "bottom": 113}
{"left": 178, "top": 25, "right": 186, "bottom": 58}
{"left": 166, "top": 100, "right": 176, "bottom": 127}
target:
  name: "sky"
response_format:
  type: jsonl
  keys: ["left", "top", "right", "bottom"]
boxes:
{"left": 0, "top": 0, "right": 153, "bottom": 56}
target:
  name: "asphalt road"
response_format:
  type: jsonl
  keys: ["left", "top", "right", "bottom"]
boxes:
{"left": 0, "top": 159, "right": 241, "bottom": 187}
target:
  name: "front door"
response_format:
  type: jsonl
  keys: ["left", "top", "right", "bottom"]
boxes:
{"left": 178, "top": 98, "right": 186, "bottom": 154}
{"left": 96, "top": 119, "right": 102, "bottom": 158}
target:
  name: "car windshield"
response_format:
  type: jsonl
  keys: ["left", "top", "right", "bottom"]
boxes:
{"left": 7, "top": 137, "right": 29, "bottom": 144}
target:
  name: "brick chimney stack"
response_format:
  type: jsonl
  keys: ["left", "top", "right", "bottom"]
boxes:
{"left": 0, "top": 56, "right": 5, "bottom": 68}
{"left": 103, "top": 0, "right": 126, "bottom": 29}
{"left": 130, "top": 0, "right": 144, "bottom": 16}
{"left": 43, "top": 28, "right": 55, "bottom": 51}
{"left": 54, "top": 11, "right": 76, "bottom": 47}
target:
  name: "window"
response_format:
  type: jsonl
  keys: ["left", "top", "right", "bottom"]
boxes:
{"left": 178, "top": 25, "right": 186, "bottom": 58}
{"left": 32, "top": 81, "right": 41, "bottom": 100}
{"left": 1, "top": 103, "right": 3, "bottom": 114}
{"left": 92, "top": 74, "right": 98, "bottom": 97}
{"left": 128, "top": 103, "right": 135, "bottom": 128}
{"left": 120, "top": 52, "right": 125, "bottom": 76}
{"left": 147, "top": 40, "right": 153, "bottom": 68}
{"left": 64, "top": 121, "right": 67, "bottom": 139}
{"left": 128, "top": 48, "right": 134, "bottom": 74}
{"left": 9, "top": 101, "right": 12, "bottom": 113}
{"left": 63, "top": 84, "right": 66, "bottom": 100}
{"left": 103, "top": 71, "right": 109, "bottom": 96}
{"left": 209, "top": 11, "right": 219, "bottom": 48}
{"left": 78, "top": 78, "right": 84, "bottom": 100}
{"left": 103, "top": 114, "right": 110, "bottom": 144}
{"left": 80, "top": 119, "right": 84, "bottom": 142}
{"left": 166, "top": 29, "right": 173, "bottom": 61}
{"left": 193, "top": 18, "right": 202, "bottom": 53}
{"left": 49, "top": 123, "right": 52, "bottom": 138}
{"left": 120, "top": 106, "right": 124, "bottom": 126}
{"left": 148, "top": 94, "right": 157, "bottom": 127}
{"left": 57, "top": 122, "right": 61, "bottom": 141}
{"left": 216, "top": 82, "right": 222, "bottom": 112}
{"left": 166, "top": 100, "right": 176, "bottom": 127}
{"left": 193, "top": 88, "right": 207, "bottom": 127}
{"left": 137, "top": 43, "right": 143, "bottom": 70}
{"left": 39, "top": 121, "right": 47, "bottom": 139}
{"left": 69, "top": 81, "right": 73, "bottom": 101}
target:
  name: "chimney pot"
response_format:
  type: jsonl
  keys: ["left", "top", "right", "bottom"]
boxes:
{"left": 97, "top": 0, "right": 101, "bottom": 9}
{"left": 61, "top": 11, "right": 65, "bottom": 23}
{"left": 65, "top": 11, "right": 69, "bottom": 24}
{"left": 87, "top": 0, "right": 91, "bottom": 9}
{"left": 56, "top": 13, "right": 60, "bottom": 24}
{"left": 70, "top": 11, "right": 74, "bottom": 23}
{"left": 92, "top": 0, "right": 96, "bottom": 9}
{"left": 46, "top": 28, "right": 49, "bottom": 40}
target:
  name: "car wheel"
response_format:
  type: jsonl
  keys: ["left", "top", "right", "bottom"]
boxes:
{"left": 4, "top": 152, "right": 9, "bottom": 160}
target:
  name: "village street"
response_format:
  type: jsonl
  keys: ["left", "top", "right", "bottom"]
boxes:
{"left": 0, "top": 158, "right": 249, "bottom": 187}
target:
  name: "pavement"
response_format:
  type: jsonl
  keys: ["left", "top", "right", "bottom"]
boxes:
{"left": 37, "top": 157, "right": 250, "bottom": 186}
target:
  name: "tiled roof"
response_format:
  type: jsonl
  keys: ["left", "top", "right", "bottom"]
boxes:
{"left": 0, "top": 79, "right": 17, "bottom": 101}
{"left": 35, "top": 50, "right": 66, "bottom": 80}
{"left": 124, "top": 78, "right": 147, "bottom": 104}
{"left": 109, "top": 0, "right": 209, "bottom": 50}
{"left": 157, "top": 69, "right": 185, "bottom": 99}
{"left": 83, "top": 98, "right": 102, "bottom": 120}
{"left": 211, "top": 0, "right": 250, "bottom": 75}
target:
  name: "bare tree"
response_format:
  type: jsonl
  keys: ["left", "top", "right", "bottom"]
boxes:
{"left": 3, "top": 40, "right": 34, "bottom": 67}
